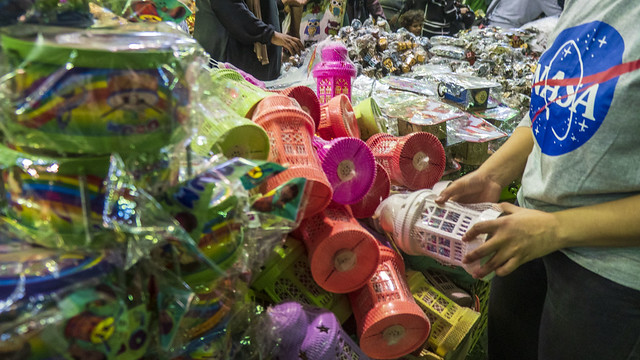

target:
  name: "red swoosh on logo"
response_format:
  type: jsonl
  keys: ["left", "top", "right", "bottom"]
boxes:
{"left": 531, "top": 58, "right": 640, "bottom": 124}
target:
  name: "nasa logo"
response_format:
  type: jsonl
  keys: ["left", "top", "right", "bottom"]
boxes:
{"left": 530, "top": 21, "right": 623, "bottom": 156}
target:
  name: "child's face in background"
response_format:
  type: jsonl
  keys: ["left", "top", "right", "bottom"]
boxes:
{"left": 408, "top": 22, "right": 422, "bottom": 36}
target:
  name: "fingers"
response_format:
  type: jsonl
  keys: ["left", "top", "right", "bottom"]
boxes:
{"left": 280, "top": 34, "right": 303, "bottom": 55}
{"left": 435, "top": 180, "right": 465, "bottom": 204}
{"left": 461, "top": 218, "right": 497, "bottom": 243}
{"left": 498, "top": 202, "right": 520, "bottom": 214}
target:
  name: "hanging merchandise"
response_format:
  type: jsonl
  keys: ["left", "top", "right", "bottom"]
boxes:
{"left": 349, "top": 242, "right": 431, "bottom": 359}
{"left": 313, "top": 136, "right": 376, "bottom": 205}
{"left": 292, "top": 201, "right": 380, "bottom": 294}
{"left": 366, "top": 132, "right": 446, "bottom": 190}
{"left": 299, "top": 0, "right": 348, "bottom": 47}
{"left": 374, "top": 189, "right": 501, "bottom": 278}
{"left": 313, "top": 41, "right": 357, "bottom": 104}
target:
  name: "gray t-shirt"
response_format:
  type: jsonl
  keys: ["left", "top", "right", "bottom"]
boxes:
{"left": 517, "top": 0, "right": 640, "bottom": 290}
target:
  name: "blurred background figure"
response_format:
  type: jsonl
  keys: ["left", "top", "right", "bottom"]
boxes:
{"left": 194, "top": 0, "right": 304, "bottom": 81}
{"left": 485, "top": 0, "right": 562, "bottom": 29}
{"left": 347, "top": 0, "right": 387, "bottom": 24}
{"left": 398, "top": 9, "right": 424, "bottom": 35}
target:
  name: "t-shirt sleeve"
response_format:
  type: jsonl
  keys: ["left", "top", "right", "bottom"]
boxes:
{"left": 211, "top": 0, "right": 276, "bottom": 45}
{"left": 518, "top": 111, "right": 532, "bottom": 128}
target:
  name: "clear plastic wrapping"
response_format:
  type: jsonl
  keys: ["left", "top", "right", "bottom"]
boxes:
{"left": 0, "top": 23, "right": 206, "bottom": 157}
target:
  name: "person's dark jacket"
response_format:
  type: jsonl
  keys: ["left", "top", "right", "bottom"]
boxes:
{"left": 193, "top": 0, "right": 282, "bottom": 81}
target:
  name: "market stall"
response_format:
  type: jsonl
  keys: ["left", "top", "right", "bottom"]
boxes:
{"left": 0, "top": 3, "right": 553, "bottom": 359}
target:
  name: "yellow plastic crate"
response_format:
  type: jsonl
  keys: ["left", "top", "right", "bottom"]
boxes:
{"left": 408, "top": 270, "right": 480, "bottom": 357}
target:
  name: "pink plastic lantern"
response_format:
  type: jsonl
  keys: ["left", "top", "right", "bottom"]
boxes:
{"left": 313, "top": 42, "right": 357, "bottom": 105}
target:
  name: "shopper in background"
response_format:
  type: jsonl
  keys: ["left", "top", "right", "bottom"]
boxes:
{"left": 398, "top": 9, "right": 424, "bottom": 35}
{"left": 421, "top": 0, "right": 467, "bottom": 38}
{"left": 347, "top": 0, "right": 387, "bottom": 24}
{"left": 193, "top": 0, "right": 305, "bottom": 81}
{"left": 436, "top": 0, "right": 640, "bottom": 359}
{"left": 485, "top": 0, "right": 562, "bottom": 29}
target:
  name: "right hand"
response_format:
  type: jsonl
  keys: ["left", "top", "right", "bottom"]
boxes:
{"left": 271, "top": 32, "right": 304, "bottom": 56}
{"left": 435, "top": 169, "right": 504, "bottom": 205}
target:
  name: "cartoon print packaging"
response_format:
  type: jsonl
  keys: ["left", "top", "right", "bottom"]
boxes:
{"left": 300, "top": 0, "right": 347, "bottom": 46}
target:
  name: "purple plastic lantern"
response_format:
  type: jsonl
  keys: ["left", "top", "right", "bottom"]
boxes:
{"left": 313, "top": 42, "right": 357, "bottom": 105}
{"left": 312, "top": 136, "right": 376, "bottom": 205}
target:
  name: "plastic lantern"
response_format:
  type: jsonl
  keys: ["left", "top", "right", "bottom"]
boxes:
{"left": 313, "top": 42, "right": 357, "bottom": 105}
{"left": 209, "top": 68, "right": 270, "bottom": 118}
{"left": 350, "top": 163, "right": 391, "bottom": 219}
{"left": 375, "top": 189, "right": 502, "bottom": 277}
{"left": 348, "top": 243, "right": 431, "bottom": 359}
{"left": 299, "top": 306, "right": 371, "bottom": 359}
{"left": 250, "top": 237, "right": 353, "bottom": 324}
{"left": 274, "top": 86, "right": 322, "bottom": 132}
{"left": 268, "top": 302, "right": 371, "bottom": 360}
{"left": 366, "top": 132, "right": 446, "bottom": 190}
{"left": 191, "top": 96, "right": 270, "bottom": 160}
{"left": 252, "top": 94, "right": 333, "bottom": 219}
{"left": 312, "top": 136, "right": 376, "bottom": 205}
{"left": 293, "top": 202, "right": 380, "bottom": 294}
{"left": 317, "top": 94, "right": 360, "bottom": 140}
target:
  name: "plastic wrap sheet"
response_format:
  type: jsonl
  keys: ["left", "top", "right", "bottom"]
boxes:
{"left": 446, "top": 115, "right": 508, "bottom": 166}
{"left": 0, "top": 23, "right": 206, "bottom": 157}
{"left": 0, "top": 244, "right": 138, "bottom": 360}
{"left": 102, "top": 154, "right": 306, "bottom": 359}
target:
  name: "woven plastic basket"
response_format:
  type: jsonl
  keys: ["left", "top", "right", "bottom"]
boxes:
{"left": 366, "top": 132, "right": 446, "bottom": 190}
{"left": 407, "top": 270, "right": 480, "bottom": 356}
{"left": 349, "top": 244, "right": 431, "bottom": 359}
{"left": 318, "top": 94, "right": 361, "bottom": 140}
{"left": 313, "top": 136, "right": 376, "bottom": 205}
{"left": 293, "top": 202, "right": 380, "bottom": 294}
{"left": 250, "top": 236, "right": 352, "bottom": 323}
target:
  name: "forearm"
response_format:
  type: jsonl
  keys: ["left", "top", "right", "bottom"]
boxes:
{"left": 554, "top": 194, "right": 640, "bottom": 249}
{"left": 476, "top": 126, "right": 533, "bottom": 188}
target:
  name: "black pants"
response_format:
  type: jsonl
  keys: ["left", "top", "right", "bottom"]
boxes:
{"left": 488, "top": 251, "right": 640, "bottom": 360}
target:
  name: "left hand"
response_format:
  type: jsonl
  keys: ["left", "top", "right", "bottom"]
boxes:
{"left": 462, "top": 203, "right": 562, "bottom": 278}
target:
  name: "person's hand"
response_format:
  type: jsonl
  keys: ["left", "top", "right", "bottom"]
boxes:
{"left": 462, "top": 203, "right": 561, "bottom": 278}
{"left": 283, "top": 0, "right": 308, "bottom": 7}
{"left": 271, "top": 32, "right": 304, "bottom": 55}
{"left": 459, "top": 7, "right": 469, "bottom": 14}
{"left": 435, "top": 169, "right": 504, "bottom": 205}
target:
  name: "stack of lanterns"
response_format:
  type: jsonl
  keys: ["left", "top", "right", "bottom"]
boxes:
{"left": 240, "top": 41, "right": 457, "bottom": 359}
